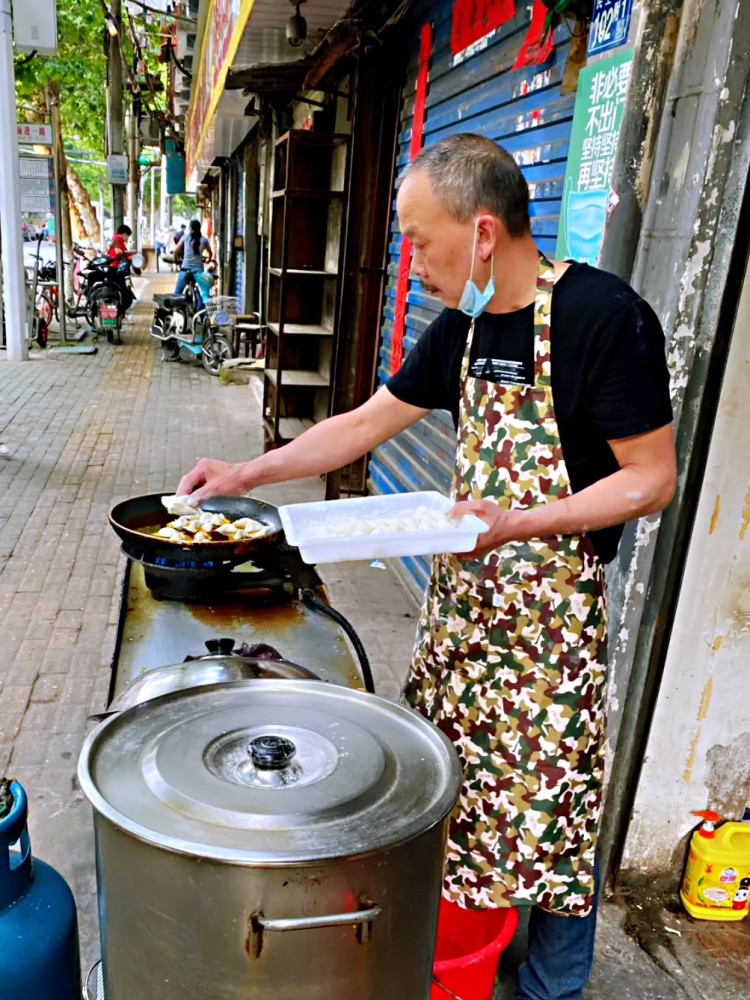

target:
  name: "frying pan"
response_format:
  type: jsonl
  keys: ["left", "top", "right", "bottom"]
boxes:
{"left": 109, "top": 493, "right": 283, "bottom": 564}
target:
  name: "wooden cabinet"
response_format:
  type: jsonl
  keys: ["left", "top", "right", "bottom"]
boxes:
{"left": 263, "top": 130, "right": 350, "bottom": 448}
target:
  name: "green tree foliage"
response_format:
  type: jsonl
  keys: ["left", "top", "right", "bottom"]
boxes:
{"left": 173, "top": 195, "right": 197, "bottom": 219}
{"left": 15, "top": 0, "right": 109, "bottom": 154}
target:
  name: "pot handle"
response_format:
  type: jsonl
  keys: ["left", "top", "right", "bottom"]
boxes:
{"left": 247, "top": 904, "right": 382, "bottom": 959}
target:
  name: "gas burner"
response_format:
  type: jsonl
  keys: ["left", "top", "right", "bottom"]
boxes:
{"left": 151, "top": 554, "right": 217, "bottom": 569}
{"left": 141, "top": 558, "right": 248, "bottom": 601}
{"left": 127, "top": 541, "right": 321, "bottom": 602}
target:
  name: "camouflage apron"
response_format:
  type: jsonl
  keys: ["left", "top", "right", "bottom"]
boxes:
{"left": 404, "top": 256, "right": 607, "bottom": 917}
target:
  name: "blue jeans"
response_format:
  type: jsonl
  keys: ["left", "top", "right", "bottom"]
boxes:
{"left": 513, "top": 857, "right": 600, "bottom": 1000}
{"left": 174, "top": 267, "right": 201, "bottom": 296}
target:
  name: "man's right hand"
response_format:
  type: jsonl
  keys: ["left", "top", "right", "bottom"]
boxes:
{"left": 177, "top": 458, "right": 252, "bottom": 505}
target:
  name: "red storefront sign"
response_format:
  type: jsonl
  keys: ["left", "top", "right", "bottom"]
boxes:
{"left": 186, "top": 0, "right": 245, "bottom": 179}
{"left": 451, "top": 0, "right": 515, "bottom": 55}
{"left": 513, "top": 0, "right": 555, "bottom": 69}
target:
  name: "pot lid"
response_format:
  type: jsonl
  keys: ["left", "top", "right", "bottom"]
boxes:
{"left": 109, "top": 656, "right": 319, "bottom": 712}
{"left": 79, "top": 680, "right": 461, "bottom": 864}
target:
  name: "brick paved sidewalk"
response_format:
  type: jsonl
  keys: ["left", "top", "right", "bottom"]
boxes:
{"left": 0, "top": 273, "right": 419, "bottom": 975}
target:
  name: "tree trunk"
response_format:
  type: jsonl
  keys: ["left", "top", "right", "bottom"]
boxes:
{"left": 70, "top": 201, "right": 87, "bottom": 244}
{"left": 67, "top": 165, "right": 102, "bottom": 246}
{"left": 46, "top": 82, "right": 75, "bottom": 303}
{"left": 59, "top": 160, "right": 75, "bottom": 303}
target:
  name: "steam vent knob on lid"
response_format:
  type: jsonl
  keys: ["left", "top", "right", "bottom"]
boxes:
{"left": 249, "top": 735, "right": 296, "bottom": 770}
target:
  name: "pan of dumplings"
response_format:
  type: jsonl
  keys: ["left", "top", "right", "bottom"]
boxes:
{"left": 109, "top": 493, "right": 283, "bottom": 564}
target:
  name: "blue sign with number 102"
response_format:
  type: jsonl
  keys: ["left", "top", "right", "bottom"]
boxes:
{"left": 588, "top": 0, "right": 633, "bottom": 55}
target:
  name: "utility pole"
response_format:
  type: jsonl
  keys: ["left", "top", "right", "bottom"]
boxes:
{"left": 150, "top": 166, "right": 156, "bottom": 246}
{"left": 138, "top": 157, "right": 144, "bottom": 247}
{"left": 107, "top": 0, "right": 125, "bottom": 231}
{"left": 127, "top": 109, "right": 140, "bottom": 244}
{"left": 0, "top": 0, "right": 28, "bottom": 360}
{"left": 47, "top": 83, "right": 68, "bottom": 343}
{"left": 160, "top": 153, "right": 167, "bottom": 229}
{"left": 98, "top": 178, "right": 105, "bottom": 248}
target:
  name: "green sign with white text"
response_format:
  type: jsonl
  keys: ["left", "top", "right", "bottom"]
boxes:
{"left": 556, "top": 47, "right": 634, "bottom": 264}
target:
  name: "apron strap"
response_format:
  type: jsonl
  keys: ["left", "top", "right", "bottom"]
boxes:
{"left": 534, "top": 254, "right": 555, "bottom": 388}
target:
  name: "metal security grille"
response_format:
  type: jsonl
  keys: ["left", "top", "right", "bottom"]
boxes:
{"left": 369, "top": 0, "right": 576, "bottom": 598}
{"left": 235, "top": 163, "right": 245, "bottom": 307}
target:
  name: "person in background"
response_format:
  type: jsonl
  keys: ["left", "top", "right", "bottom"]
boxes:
{"left": 174, "top": 219, "right": 213, "bottom": 300}
{"left": 107, "top": 224, "right": 136, "bottom": 310}
{"left": 108, "top": 224, "right": 132, "bottom": 266}
{"left": 174, "top": 223, "right": 187, "bottom": 245}
{"left": 154, "top": 229, "right": 166, "bottom": 272}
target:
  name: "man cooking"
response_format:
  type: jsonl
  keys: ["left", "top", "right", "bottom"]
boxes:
{"left": 176, "top": 134, "right": 676, "bottom": 1000}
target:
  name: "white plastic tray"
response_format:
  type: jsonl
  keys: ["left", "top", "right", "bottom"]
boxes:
{"left": 279, "top": 491, "right": 489, "bottom": 564}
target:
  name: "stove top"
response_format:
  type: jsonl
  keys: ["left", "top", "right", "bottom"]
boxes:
{"left": 133, "top": 544, "right": 320, "bottom": 602}
{"left": 110, "top": 559, "right": 362, "bottom": 703}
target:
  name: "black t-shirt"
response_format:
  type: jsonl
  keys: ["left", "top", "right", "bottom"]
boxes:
{"left": 387, "top": 263, "right": 673, "bottom": 563}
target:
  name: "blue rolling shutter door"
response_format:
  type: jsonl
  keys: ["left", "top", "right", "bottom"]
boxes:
{"left": 369, "top": 1, "right": 576, "bottom": 599}
{"left": 235, "top": 163, "right": 245, "bottom": 305}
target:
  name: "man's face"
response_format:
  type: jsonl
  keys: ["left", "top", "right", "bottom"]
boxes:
{"left": 396, "top": 170, "right": 477, "bottom": 308}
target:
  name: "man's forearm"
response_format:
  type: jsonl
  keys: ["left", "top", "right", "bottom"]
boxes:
{"left": 513, "top": 463, "right": 674, "bottom": 540}
{"left": 179, "top": 387, "right": 428, "bottom": 502}
{"left": 242, "top": 412, "right": 374, "bottom": 489}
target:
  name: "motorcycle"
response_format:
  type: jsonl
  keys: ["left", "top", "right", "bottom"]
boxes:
{"left": 149, "top": 269, "right": 235, "bottom": 376}
{"left": 83, "top": 252, "right": 143, "bottom": 343}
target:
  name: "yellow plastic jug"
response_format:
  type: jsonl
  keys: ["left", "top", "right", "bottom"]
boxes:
{"left": 680, "top": 810, "right": 750, "bottom": 920}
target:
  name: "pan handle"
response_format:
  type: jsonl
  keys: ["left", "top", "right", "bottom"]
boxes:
{"left": 246, "top": 904, "right": 382, "bottom": 958}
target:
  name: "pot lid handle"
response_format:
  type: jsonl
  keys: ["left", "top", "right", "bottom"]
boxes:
{"left": 205, "top": 637, "right": 235, "bottom": 655}
{"left": 249, "top": 735, "right": 297, "bottom": 770}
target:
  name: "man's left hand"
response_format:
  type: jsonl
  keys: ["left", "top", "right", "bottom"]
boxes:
{"left": 449, "top": 499, "right": 528, "bottom": 557}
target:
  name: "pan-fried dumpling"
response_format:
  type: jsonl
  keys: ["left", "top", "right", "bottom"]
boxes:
{"left": 157, "top": 527, "right": 186, "bottom": 541}
{"left": 161, "top": 494, "right": 200, "bottom": 516}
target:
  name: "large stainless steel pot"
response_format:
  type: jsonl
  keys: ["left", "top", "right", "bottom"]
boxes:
{"left": 79, "top": 680, "right": 461, "bottom": 1000}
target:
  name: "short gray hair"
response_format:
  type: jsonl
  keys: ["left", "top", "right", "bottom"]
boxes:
{"left": 402, "top": 134, "right": 530, "bottom": 237}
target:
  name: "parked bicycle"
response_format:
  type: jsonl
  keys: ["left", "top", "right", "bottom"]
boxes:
{"left": 34, "top": 259, "right": 58, "bottom": 330}
{"left": 31, "top": 243, "right": 102, "bottom": 332}
{"left": 23, "top": 236, "right": 51, "bottom": 348}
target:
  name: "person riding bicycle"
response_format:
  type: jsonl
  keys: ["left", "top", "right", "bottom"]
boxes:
{"left": 174, "top": 220, "right": 213, "bottom": 305}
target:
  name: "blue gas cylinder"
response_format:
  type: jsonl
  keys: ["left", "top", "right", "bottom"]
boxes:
{"left": 0, "top": 780, "right": 81, "bottom": 1000}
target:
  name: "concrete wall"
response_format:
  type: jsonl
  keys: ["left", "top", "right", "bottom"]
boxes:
{"left": 596, "top": 0, "right": 750, "bottom": 874}
{"left": 622, "top": 251, "right": 750, "bottom": 876}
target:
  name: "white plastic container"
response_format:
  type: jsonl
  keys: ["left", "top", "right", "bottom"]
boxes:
{"left": 279, "top": 491, "right": 489, "bottom": 564}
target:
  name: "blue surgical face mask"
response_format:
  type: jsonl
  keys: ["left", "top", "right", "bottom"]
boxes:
{"left": 457, "top": 219, "right": 495, "bottom": 318}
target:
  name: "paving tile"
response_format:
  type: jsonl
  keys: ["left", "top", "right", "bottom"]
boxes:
{"left": 19, "top": 702, "right": 57, "bottom": 731}
{"left": 31, "top": 674, "right": 63, "bottom": 703}
{"left": 55, "top": 609, "right": 85, "bottom": 630}
{"left": 10, "top": 729, "right": 53, "bottom": 766}
{"left": 39, "top": 647, "right": 74, "bottom": 675}
{"left": 48, "top": 627, "right": 81, "bottom": 649}
{"left": 0, "top": 714, "right": 22, "bottom": 740}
